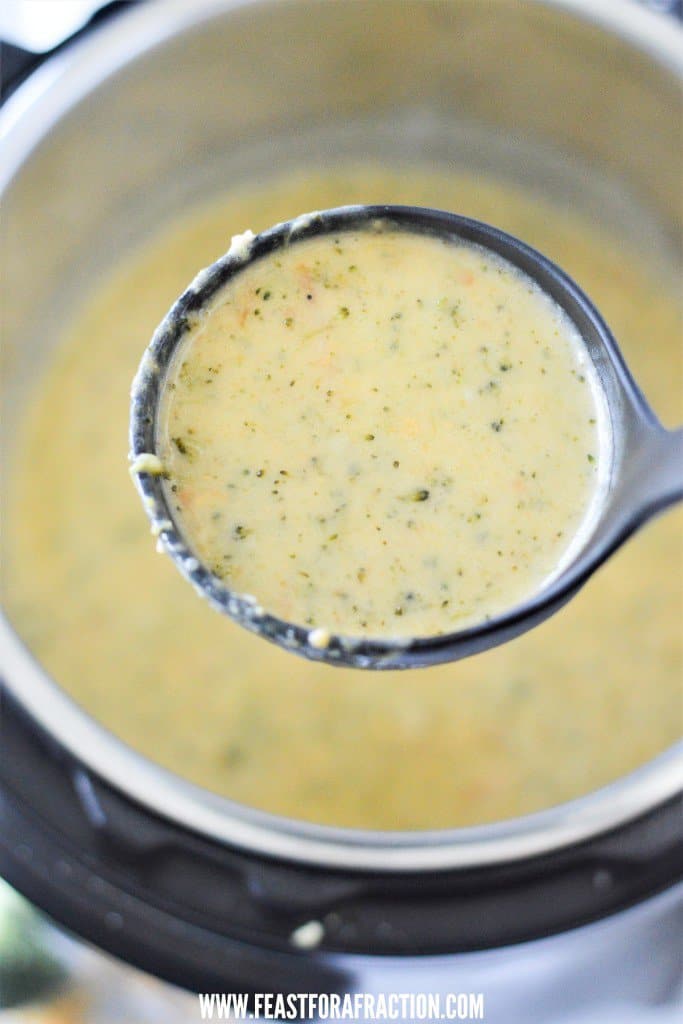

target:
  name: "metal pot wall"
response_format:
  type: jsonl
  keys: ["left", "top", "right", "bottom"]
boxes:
{"left": 1, "top": 0, "right": 681, "bottom": 1000}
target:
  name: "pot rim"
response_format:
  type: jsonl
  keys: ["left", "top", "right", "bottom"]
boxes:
{"left": 1, "top": 0, "right": 681, "bottom": 874}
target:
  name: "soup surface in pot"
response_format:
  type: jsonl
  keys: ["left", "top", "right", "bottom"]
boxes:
{"left": 5, "top": 165, "right": 682, "bottom": 829}
{"left": 158, "top": 228, "right": 603, "bottom": 638}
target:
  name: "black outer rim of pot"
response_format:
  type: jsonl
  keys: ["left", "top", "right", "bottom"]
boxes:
{"left": 1, "top": 686, "right": 681, "bottom": 995}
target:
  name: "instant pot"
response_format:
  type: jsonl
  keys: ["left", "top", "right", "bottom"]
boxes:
{"left": 1, "top": 0, "right": 682, "bottom": 1018}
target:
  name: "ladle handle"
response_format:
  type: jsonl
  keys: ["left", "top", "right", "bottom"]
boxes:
{"left": 640, "top": 425, "right": 683, "bottom": 516}
{"left": 620, "top": 424, "right": 683, "bottom": 527}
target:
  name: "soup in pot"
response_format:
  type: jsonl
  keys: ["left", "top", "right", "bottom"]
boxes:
{"left": 5, "top": 166, "right": 682, "bottom": 829}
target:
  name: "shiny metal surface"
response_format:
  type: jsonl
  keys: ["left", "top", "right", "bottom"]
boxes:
{"left": 1, "top": 0, "right": 682, "bottom": 871}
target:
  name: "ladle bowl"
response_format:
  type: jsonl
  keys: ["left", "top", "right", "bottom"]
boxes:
{"left": 130, "top": 205, "right": 682, "bottom": 669}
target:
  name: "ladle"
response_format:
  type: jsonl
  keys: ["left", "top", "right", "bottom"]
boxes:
{"left": 130, "top": 205, "right": 682, "bottom": 669}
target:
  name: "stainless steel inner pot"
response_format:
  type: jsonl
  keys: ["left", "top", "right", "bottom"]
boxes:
{"left": 1, "top": 0, "right": 681, "bottom": 873}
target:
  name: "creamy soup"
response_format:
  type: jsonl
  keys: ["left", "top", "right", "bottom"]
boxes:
{"left": 5, "top": 166, "right": 682, "bottom": 829}
{"left": 158, "top": 227, "right": 602, "bottom": 636}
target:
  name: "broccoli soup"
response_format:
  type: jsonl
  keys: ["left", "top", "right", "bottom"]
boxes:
{"left": 159, "top": 228, "right": 603, "bottom": 637}
{"left": 5, "top": 166, "right": 682, "bottom": 829}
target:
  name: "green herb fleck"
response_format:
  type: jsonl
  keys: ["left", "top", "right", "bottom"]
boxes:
{"left": 172, "top": 436, "right": 190, "bottom": 456}
{"left": 224, "top": 744, "right": 245, "bottom": 767}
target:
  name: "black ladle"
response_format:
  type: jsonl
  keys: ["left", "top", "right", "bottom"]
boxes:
{"left": 130, "top": 205, "right": 682, "bottom": 670}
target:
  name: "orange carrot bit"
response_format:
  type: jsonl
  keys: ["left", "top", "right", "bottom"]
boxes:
{"left": 176, "top": 487, "right": 194, "bottom": 507}
{"left": 296, "top": 263, "right": 316, "bottom": 293}
{"left": 398, "top": 417, "right": 421, "bottom": 439}
{"left": 177, "top": 486, "right": 223, "bottom": 510}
